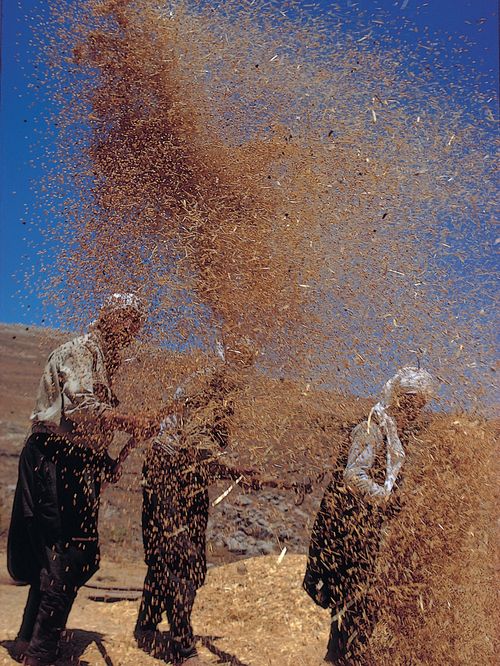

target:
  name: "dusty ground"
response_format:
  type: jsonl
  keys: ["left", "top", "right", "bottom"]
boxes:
{"left": 0, "top": 553, "right": 329, "bottom": 666}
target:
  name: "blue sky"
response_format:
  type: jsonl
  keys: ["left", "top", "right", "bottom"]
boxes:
{"left": 0, "top": 0, "right": 498, "bottom": 326}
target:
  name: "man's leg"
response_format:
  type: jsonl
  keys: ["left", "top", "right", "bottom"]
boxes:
{"left": 23, "top": 565, "right": 77, "bottom": 665}
{"left": 136, "top": 565, "right": 164, "bottom": 632}
{"left": 135, "top": 564, "right": 166, "bottom": 655}
{"left": 8, "top": 586, "right": 42, "bottom": 662}
{"left": 17, "top": 585, "right": 42, "bottom": 642}
{"left": 23, "top": 542, "right": 98, "bottom": 666}
{"left": 325, "top": 605, "right": 351, "bottom": 664}
{"left": 165, "top": 574, "right": 199, "bottom": 663}
{"left": 325, "top": 593, "right": 377, "bottom": 665}
{"left": 349, "top": 591, "right": 378, "bottom": 662}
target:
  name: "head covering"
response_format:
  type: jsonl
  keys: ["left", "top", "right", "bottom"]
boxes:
{"left": 99, "top": 292, "right": 147, "bottom": 322}
{"left": 368, "top": 367, "right": 436, "bottom": 495}
{"left": 379, "top": 366, "right": 436, "bottom": 406}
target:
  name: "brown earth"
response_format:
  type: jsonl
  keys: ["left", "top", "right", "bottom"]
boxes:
{"left": 0, "top": 552, "right": 329, "bottom": 666}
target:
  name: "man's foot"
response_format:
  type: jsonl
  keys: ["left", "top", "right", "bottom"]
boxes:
{"left": 10, "top": 639, "right": 29, "bottom": 663}
{"left": 134, "top": 626, "right": 170, "bottom": 657}
{"left": 324, "top": 654, "right": 349, "bottom": 665}
{"left": 134, "top": 626, "right": 157, "bottom": 651}
{"left": 173, "top": 655, "right": 211, "bottom": 665}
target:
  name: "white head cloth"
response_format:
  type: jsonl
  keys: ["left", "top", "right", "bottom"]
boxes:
{"left": 99, "top": 292, "right": 147, "bottom": 321}
{"left": 369, "top": 367, "right": 436, "bottom": 494}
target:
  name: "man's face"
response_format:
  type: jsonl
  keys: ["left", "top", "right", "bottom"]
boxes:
{"left": 395, "top": 393, "right": 428, "bottom": 422}
{"left": 100, "top": 308, "right": 143, "bottom": 349}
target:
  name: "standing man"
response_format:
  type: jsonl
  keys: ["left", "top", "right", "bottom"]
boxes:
{"left": 8, "top": 293, "right": 157, "bottom": 666}
{"left": 303, "top": 367, "right": 436, "bottom": 664}
{"left": 135, "top": 339, "right": 261, "bottom": 666}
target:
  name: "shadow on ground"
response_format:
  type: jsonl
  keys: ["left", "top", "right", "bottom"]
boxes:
{"left": 133, "top": 630, "right": 250, "bottom": 666}
{"left": 2, "top": 629, "right": 114, "bottom": 666}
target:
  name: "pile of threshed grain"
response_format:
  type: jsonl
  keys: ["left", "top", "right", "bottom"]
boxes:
{"left": 368, "top": 415, "right": 498, "bottom": 665}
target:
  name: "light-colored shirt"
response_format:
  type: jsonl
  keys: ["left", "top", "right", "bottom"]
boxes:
{"left": 31, "top": 332, "right": 113, "bottom": 449}
{"left": 153, "top": 370, "right": 206, "bottom": 455}
{"left": 153, "top": 366, "right": 228, "bottom": 458}
{"left": 343, "top": 421, "right": 390, "bottom": 502}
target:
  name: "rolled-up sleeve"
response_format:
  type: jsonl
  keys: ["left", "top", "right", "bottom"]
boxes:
{"left": 343, "top": 423, "right": 387, "bottom": 501}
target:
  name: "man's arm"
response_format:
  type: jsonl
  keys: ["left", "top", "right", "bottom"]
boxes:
{"left": 207, "top": 460, "right": 258, "bottom": 482}
{"left": 100, "top": 410, "right": 158, "bottom": 438}
{"left": 101, "top": 437, "right": 142, "bottom": 486}
{"left": 343, "top": 423, "right": 389, "bottom": 502}
{"left": 59, "top": 347, "right": 159, "bottom": 441}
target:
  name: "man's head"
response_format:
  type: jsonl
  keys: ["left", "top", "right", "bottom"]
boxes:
{"left": 97, "top": 292, "right": 146, "bottom": 350}
{"left": 223, "top": 336, "right": 258, "bottom": 371}
{"left": 382, "top": 367, "right": 436, "bottom": 424}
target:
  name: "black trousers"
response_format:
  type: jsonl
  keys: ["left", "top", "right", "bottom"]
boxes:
{"left": 325, "top": 589, "right": 378, "bottom": 664}
{"left": 19, "top": 543, "right": 98, "bottom": 664}
{"left": 137, "top": 563, "right": 197, "bottom": 659}
{"left": 9, "top": 434, "right": 101, "bottom": 664}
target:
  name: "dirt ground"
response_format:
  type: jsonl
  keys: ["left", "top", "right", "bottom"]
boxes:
{"left": 0, "top": 552, "right": 329, "bottom": 666}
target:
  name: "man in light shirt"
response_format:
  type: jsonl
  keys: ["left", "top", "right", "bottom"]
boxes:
{"left": 303, "top": 367, "right": 436, "bottom": 664}
{"left": 8, "top": 293, "right": 157, "bottom": 666}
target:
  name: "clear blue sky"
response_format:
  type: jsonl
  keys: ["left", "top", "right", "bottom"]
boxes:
{"left": 0, "top": 0, "right": 498, "bottom": 325}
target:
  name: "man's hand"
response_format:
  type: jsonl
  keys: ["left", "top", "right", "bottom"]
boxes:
{"left": 102, "top": 437, "right": 143, "bottom": 489}
{"left": 102, "top": 410, "right": 159, "bottom": 438}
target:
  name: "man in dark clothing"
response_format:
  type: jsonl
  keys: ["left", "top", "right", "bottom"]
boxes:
{"left": 9, "top": 434, "right": 120, "bottom": 663}
{"left": 8, "top": 293, "right": 157, "bottom": 666}
{"left": 303, "top": 367, "right": 436, "bottom": 664}
{"left": 135, "top": 344, "right": 260, "bottom": 666}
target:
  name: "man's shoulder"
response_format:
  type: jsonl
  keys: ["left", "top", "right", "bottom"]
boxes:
{"left": 48, "top": 334, "right": 95, "bottom": 362}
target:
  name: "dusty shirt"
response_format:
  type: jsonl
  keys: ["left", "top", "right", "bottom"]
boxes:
{"left": 30, "top": 332, "right": 114, "bottom": 449}
{"left": 153, "top": 367, "right": 232, "bottom": 456}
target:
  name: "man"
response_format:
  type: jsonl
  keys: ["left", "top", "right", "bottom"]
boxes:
{"left": 8, "top": 293, "right": 157, "bottom": 666}
{"left": 135, "top": 338, "right": 261, "bottom": 666}
{"left": 303, "top": 367, "right": 436, "bottom": 664}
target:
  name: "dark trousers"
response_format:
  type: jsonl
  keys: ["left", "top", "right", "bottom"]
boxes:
{"left": 137, "top": 564, "right": 197, "bottom": 659}
{"left": 20, "top": 543, "right": 97, "bottom": 664}
{"left": 325, "top": 593, "right": 377, "bottom": 664}
{"left": 17, "top": 586, "right": 41, "bottom": 643}
{"left": 9, "top": 434, "right": 101, "bottom": 663}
